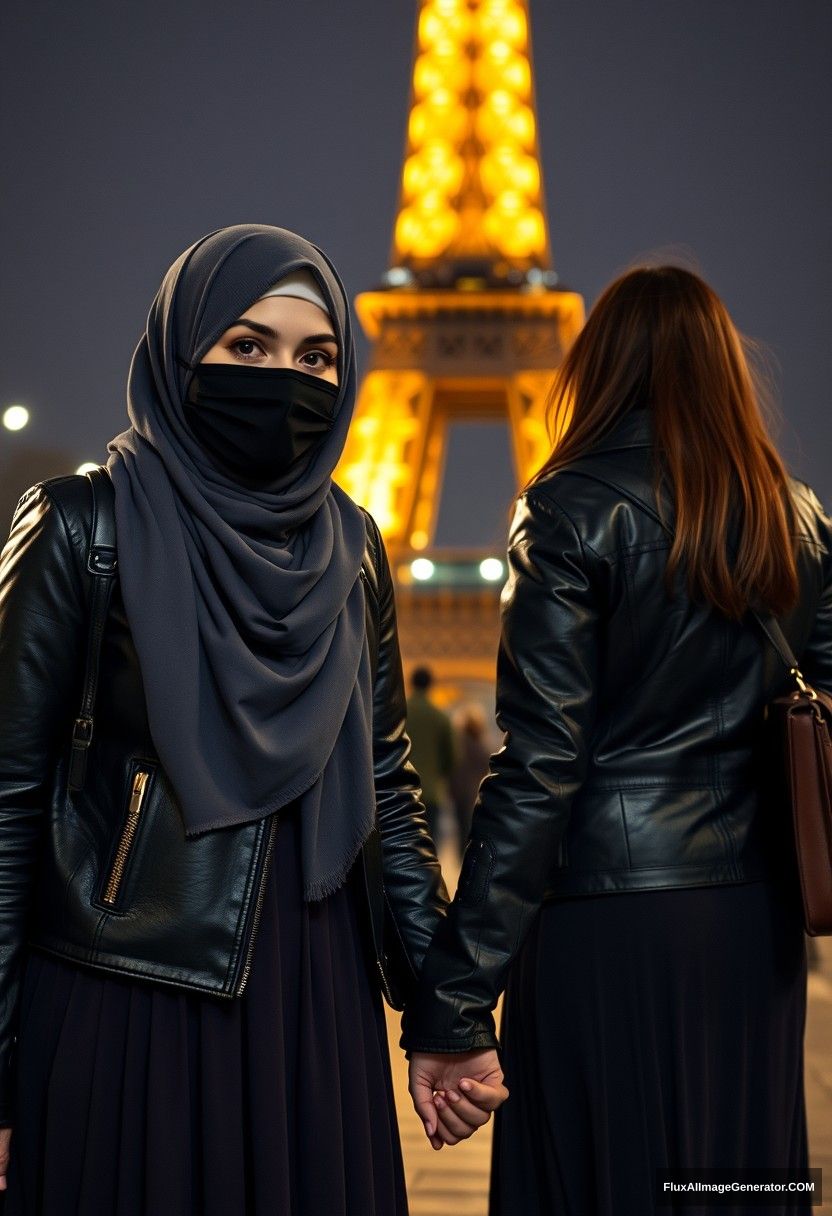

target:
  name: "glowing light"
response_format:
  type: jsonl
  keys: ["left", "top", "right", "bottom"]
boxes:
{"left": 481, "top": 144, "right": 540, "bottom": 197}
{"left": 479, "top": 557, "right": 505, "bottom": 582}
{"left": 393, "top": 0, "right": 548, "bottom": 265}
{"left": 476, "top": 96, "right": 535, "bottom": 148}
{"left": 334, "top": 369, "right": 432, "bottom": 545}
{"left": 477, "top": 5, "right": 527, "bottom": 48}
{"left": 419, "top": 6, "right": 472, "bottom": 48}
{"left": 76, "top": 462, "right": 100, "bottom": 475}
{"left": 411, "top": 558, "right": 436, "bottom": 581}
{"left": 333, "top": 2, "right": 584, "bottom": 571}
{"left": 414, "top": 51, "right": 470, "bottom": 97}
{"left": 409, "top": 95, "right": 470, "bottom": 147}
{"left": 494, "top": 188, "right": 525, "bottom": 215}
{"left": 486, "top": 88, "right": 514, "bottom": 116}
{"left": 395, "top": 205, "right": 460, "bottom": 259}
{"left": 484, "top": 205, "right": 546, "bottom": 257}
{"left": 2, "top": 404, "right": 30, "bottom": 431}
{"left": 475, "top": 46, "right": 531, "bottom": 97}
{"left": 383, "top": 266, "right": 414, "bottom": 287}
{"left": 403, "top": 143, "right": 465, "bottom": 200}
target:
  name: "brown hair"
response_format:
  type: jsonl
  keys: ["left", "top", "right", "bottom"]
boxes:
{"left": 526, "top": 265, "right": 799, "bottom": 620}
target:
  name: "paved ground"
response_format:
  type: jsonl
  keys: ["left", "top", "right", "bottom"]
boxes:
{"left": 387, "top": 848, "right": 832, "bottom": 1214}
{"left": 806, "top": 936, "right": 832, "bottom": 1209}
{"left": 384, "top": 846, "right": 495, "bottom": 1216}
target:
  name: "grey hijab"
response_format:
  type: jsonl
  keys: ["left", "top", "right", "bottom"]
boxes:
{"left": 106, "top": 224, "right": 374, "bottom": 901}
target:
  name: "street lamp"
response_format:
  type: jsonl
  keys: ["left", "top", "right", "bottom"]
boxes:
{"left": 2, "top": 405, "right": 30, "bottom": 432}
{"left": 479, "top": 557, "right": 504, "bottom": 582}
{"left": 411, "top": 558, "right": 436, "bottom": 581}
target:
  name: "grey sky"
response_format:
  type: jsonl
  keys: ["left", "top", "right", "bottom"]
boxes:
{"left": 1, "top": 0, "right": 829, "bottom": 521}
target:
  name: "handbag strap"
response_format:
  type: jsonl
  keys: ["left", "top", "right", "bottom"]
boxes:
{"left": 561, "top": 460, "right": 807, "bottom": 686}
{"left": 748, "top": 611, "right": 800, "bottom": 675}
{"left": 359, "top": 508, "right": 382, "bottom": 684}
{"left": 68, "top": 466, "right": 118, "bottom": 792}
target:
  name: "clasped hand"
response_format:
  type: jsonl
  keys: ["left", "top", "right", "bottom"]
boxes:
{"left": 408, "top": 1049, "right": 508, "bottom": 1150}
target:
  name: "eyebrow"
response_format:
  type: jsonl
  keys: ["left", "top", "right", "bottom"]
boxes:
{"left": 231, "top": 317, "right": 338, "bottom": 345}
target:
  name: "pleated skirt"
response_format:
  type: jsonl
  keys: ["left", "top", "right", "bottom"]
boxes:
{"left": 2, "top": 805, "right": 408, "bottom": 1216}
{"left": 490, "top": 878, "right": 810, "bottom": 1216}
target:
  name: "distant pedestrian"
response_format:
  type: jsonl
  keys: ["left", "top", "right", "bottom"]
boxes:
{"left": 449, "top": 703, "right": 491, "bottom": 857}
{"left": 406, "top": 666, "right": 455, "bottom": 847}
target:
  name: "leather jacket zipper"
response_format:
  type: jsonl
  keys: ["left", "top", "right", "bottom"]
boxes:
{"left": 376, "top": 958, "right": 395, "bottom": 1006}
{"left": 102, "top": 769, "right": 151, "bottom": 905}
{"left": 236, "top": 814, "right": 278, "bottom": 996}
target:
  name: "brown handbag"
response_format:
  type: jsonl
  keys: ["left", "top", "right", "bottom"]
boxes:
{"left": 754, "top": 611, "right": 832, "bottom": 935}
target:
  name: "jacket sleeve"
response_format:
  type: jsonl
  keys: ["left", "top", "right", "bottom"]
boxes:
{"left": 800, "top": 491, "right": 832, "bottom": 693}
{"left": 400, "top": 488, "right": 600, "bottom": 1053}
{"left": 0, "top": 485, "right": 86, "bottom": 1125}
{"left": 364, "top": 511, "right": 449, "bottom": 976}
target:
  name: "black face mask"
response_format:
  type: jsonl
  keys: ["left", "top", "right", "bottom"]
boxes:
{"left": 183, "top": 363, "right": 339, "bottom": 482}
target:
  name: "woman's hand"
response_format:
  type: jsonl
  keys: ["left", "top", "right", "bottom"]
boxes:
{"left": 0, "top": 1125, "right": 12, "bottom": 1189}
{"left": 408, "top": 1049, "right": 508, "bottom": 1149}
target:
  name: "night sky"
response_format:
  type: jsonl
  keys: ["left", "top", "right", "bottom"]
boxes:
{"left": 1, "top": 0, "right": 830, "bottom": 530}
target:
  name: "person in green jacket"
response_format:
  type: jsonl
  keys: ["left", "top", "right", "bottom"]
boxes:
{"left": 406, "top": 666, "right": 455, "bottom": 847}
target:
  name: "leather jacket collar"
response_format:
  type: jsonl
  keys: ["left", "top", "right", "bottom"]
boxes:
{"left": 589, "top": 405, "right": 652, "bottom": 454}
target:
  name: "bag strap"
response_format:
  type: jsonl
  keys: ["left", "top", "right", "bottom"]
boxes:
{"left": 561, "top": 460, "right": 806, "bottom": 685}
{"left": 360, "top": 510, "right": 381, "bottom": 684}
{"left": 68, "top": 467, "right": 118, "bottom": 792}
{"left": 748, "top": 612, "right": 800, "bottom": 674}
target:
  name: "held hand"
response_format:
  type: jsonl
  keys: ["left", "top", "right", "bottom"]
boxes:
{"left": 0, "top": 1124, "right": 11, "bottom": 1190}
{"left": 408, "top": 1049, "right": 508, "bottom": 1150}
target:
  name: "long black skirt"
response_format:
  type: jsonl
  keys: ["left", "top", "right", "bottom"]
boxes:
{"left": 491, "top": 878, "right": 810, "bottom": 1216}
{"left": 2, "top": 806, "right": 408, "bottom": 1215}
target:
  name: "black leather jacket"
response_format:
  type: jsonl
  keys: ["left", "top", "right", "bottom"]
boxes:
{"left": 401, "top": 407, "right": 832, "bottom": 1054}
{"left": 0, "top": 470, "right": 448, "bottom": 1123}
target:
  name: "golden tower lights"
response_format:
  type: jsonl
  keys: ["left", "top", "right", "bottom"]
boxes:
{"left": 336, "top": 0, "right": 585, "bottom": 678}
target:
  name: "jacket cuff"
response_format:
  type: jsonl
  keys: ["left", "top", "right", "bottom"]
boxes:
{"left": 399, "top": 1026, "right": 500, "bottom": 1056}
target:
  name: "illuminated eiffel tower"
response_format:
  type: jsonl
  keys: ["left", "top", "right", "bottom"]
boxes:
{"left": 336, "top": 0, "right": 585, "bottom": 684}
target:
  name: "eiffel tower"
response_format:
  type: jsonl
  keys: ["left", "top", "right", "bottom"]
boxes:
{"left": 336, "top": 0, "right": 585, "bottom": 685}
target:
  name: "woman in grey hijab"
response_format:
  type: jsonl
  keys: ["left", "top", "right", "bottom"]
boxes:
{"left": 0, "top": 224, "right": 450, "bottom": 1214}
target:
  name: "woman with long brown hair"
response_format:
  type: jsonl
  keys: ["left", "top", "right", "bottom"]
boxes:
{"left": 401, "top": 265, "right": 829, "bottom": 1214}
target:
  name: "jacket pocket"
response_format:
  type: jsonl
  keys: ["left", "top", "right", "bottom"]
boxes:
{"left": 96, "top": 760, "right": 156, "bottom": 911}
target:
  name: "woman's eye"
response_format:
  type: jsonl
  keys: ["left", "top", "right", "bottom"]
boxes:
{"left": 231, "top": 338, "right": 265, "bottom": 360}
{"left": 300, "top": 350, "right": 336, "bottom": 370}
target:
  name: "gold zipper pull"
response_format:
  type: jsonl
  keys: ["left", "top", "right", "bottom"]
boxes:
{"left": 129, "top": 769, "right": 150, "bottom": 813}
{"left": 102, "top": 768, "right": 151, "bottom": 906}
